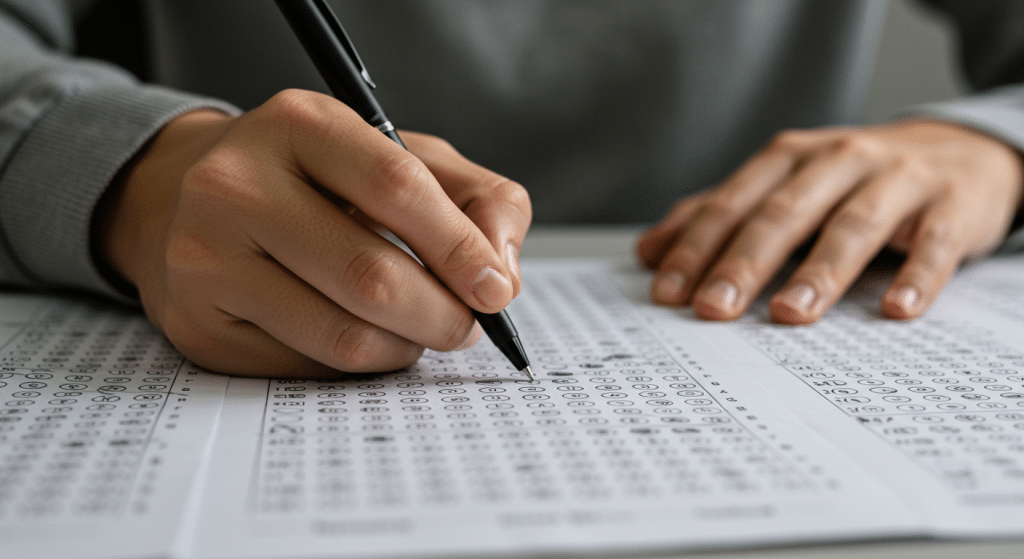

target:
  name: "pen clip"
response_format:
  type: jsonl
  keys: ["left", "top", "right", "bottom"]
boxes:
{"left": 311, "top": 0, "right": 376, "bottom": 89}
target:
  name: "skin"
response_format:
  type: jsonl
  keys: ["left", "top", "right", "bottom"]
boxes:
{"left": 98, "top": 93, "right": 1023, "bottom": 378}
{"left": 636, "top": 119, "right": 1024, "bottom": 325}
{"left": 98, "top": 89, "right": 531, "bottom": 378}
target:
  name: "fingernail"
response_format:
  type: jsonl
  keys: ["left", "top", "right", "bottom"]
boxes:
{"left": 701, "top": 280, "right": 739, "bottom": 311}
{"left": 891, "top": 286, "right": 920, "bottom": 312}
{"left": 505, "top": 242, "right": 520, "bottom": 284}
{"left": 473, "top": 266, "right": 512, "bottom": 309}
{"left": 456, "top": 322, "right": 483, "bottom": 350}
{"left": 777, "top": 284, "right": 817, "bottom": 313}
{"left": 653, "top": 271, "right": 686, "bottom": 303}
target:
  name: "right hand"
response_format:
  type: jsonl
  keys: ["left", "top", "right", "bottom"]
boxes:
{"left": 96, "top": 89, "right": 532, "bottom": 377}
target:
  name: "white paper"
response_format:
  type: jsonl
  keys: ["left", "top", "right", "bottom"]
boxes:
{"left": 3, "top": 257, "right": 1024, "bottom": 559}
{"left": 0, "top": 294, "right": 228, "bottom": 559}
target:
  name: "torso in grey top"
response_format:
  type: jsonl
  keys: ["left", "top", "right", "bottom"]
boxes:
{"left": 149, "top": 0, "right": 888, "bottom": 223}
{"left": 0, "top": 0, "right": 1022, "bottom": 297}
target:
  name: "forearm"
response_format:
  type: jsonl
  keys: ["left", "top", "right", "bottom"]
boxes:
{"left": 0, "top": 4, "right": 238, "bottom": 299}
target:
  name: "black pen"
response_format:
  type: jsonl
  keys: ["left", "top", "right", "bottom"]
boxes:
{"left": 274, "top": 0, "right": 533, "bottom": 381}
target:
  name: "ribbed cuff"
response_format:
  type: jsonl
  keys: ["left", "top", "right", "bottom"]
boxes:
{"left": 0, "top": 82, "right": 239, "bottom": 303}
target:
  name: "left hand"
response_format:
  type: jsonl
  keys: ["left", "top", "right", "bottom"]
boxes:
{"left": 635, "top": 119, "right": 1024, "bottom": 324}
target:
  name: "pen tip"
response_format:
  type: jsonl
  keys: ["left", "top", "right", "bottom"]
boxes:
{"left": 522, "top": 366, "right": 535, "bottom": 381}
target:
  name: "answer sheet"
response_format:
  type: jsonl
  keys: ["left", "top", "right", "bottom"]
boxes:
{"left": 2, "top": 258, "right": 1024, "bottom": 558}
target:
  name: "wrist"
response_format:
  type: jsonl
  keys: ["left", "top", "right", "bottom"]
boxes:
{"left": 94, "top": 109, "right": 234, "bottom": 291}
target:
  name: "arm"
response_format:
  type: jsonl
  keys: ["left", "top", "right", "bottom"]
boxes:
{"left": 99, "top": 98, "right": 530, "bottom": 377}
{"left": 0, "top": 0, "right": 237, "bottom": 298}
{"left": 1, "top": 1, "right": 531, "bottom": 377}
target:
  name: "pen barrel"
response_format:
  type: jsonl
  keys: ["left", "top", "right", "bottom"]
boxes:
{"left": 275, "top": 0, "right": 390, "bottom": 128}
{"left": 473, "top": 310, "right": 530, "bottom": 372}
{"left": 381, "top": 126, "right": 406, "bottom": 149}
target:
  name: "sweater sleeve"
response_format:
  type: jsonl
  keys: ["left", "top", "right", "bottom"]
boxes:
{"left": 907, "top": 0, "right": 1024, "bottom": 252}
{"left": 0, "top": 0, "right": 239, "bottom": 301}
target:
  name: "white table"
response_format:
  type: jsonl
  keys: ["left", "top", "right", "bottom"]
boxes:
{"left": 520, "top": 225, "right": 1024, "bottom": 559}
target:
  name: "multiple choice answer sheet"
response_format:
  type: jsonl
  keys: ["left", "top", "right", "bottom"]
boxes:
{"left": 2, "top": 257, "right": 1024, "bottom": 558}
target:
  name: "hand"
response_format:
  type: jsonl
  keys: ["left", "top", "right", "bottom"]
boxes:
{"left": 96, "top": 89, "right": 531, "bottom": 377}
{"left": 636, "top": 119, "right": 1024, "bottom": 323}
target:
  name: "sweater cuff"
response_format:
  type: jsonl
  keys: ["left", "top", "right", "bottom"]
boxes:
{"left": 0, "top": 83, "right": 239, "bottom": 303}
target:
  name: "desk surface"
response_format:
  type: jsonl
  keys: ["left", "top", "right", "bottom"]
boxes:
{"left": 521, "top": 226, "right": 1024, "bottom": 559}
{"left": 521, "top": 225, "right": 642, "bottom": 260}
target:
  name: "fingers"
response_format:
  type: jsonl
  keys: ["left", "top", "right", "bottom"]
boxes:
{"left": 239, "top": 170, "right": 481, "bottom": 352}
{"left": 879, "top": 198, "right": 967, "bottom": 320}
{"left": 768, "top": 161, "right": 938, "bottom": 323}
{"left": 137, "top": 91, "right": 522, "bottom": 378}
{"left": 268, "top": 91, "right": 521, "bottom": 313}
{"left": 641, "top": 120, "right": 1023, "bottom": 326}
{"left": 635, "top": 193, "right": 706, "bottom": 270}
{"left": 403, "top": 132, "right": 532, "bottom": 296}
{"left": 215, "top": 254, "right": 427, "bottom": 373}
{"left": 161, "top": 240, "right": 440, "bottom": 377}
{"left": 660, "top": 136, "right": 878, "bottom": 317}
{"left": 164, "top": 313, "right": 378, "bottom": 379}
{"left": 646, "top": 131, "right": 821, "bottom": 305}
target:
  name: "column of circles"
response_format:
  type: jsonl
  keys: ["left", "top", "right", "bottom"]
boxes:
{"left": 862, "top": 410, "right": 1024, "bottom": 494}
{"left": 0, "top": 301, "right": 183, "bottom": 519}
{"left": 741, "top": 313, "right": 1024, "bottom": 416}
{"left": 260, "top": 379, "right": 462, "bottom": 513}
{"left": 257, "top": 379, "right": 313, "bottom": 514}
{"left": 501, "top": 273, "right": 813, "bottom": 502}
{"left": 0, "top": 304, "right": 179, "bottom": 375}
{"left": 740, "top": 311, "right": 1024, "bottom": 493}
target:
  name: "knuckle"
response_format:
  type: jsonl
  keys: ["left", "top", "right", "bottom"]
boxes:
{"left": 668, "top": 195, "right": 697, "bottom": 216}
{"left": 440, "top": 225, "right": 479, "bottom": 273}
{"left": 413, "top": 132, "right": 457, "bottom": 157}
{"left": 701, "top": 191, "right": 745, "bottom": 219}
{"left": 470, "top": 175, "right": 532, "bottom": 225}
{"left": 328, "top": 318, "right": 380, "bottom": 371}
{"left": 436, "top": 312, "right": 477, "bottom": 352}
{"left": 757, "top": 192, "right": 802, "bottom": 224}
{"left": 184, "top": 151, "right": 267, "bottom": 212}
{"left": 163, "top": 231, "right": 224, "bottom": 281}
{"left": 374, "top": 155, "right": 431, "bottom": 217}
{"left": 832, "top": 133, "right": 882, "bottom": 161}
{"left": 829, "top": 203, "right": 885, "bottom": 239}
{"left": 263, "top": 89, "right": 381, "bottom": 164}
{"left": 766, "top": 129, "right": 807, "bottom": 152}
{"left": 795, "top": 262, "right": 842, "bottom": 293}
{"left": 489, "top": 177, "right": 531, "bottom": 212}
{"left": 161, "top": 310, "right": 221, "bottom": 366}
{"left": 916, "top": 221, "right": 959, "bottom": 252}
{"left": 344, "top": 248, "right": 403, "bottom": 310}
{"left": 263, "top": 88, "right": 325, "bottom": 129}
{"left": 890, "top": 156, "right": 936, "bottom": 184}
{"left": 710, "top": 255, "right": 760, "bottom": 286}
{"left": 184, "top": 151, "right": 241, "bottom": 191}
{"left": 263, "top": 89, "right": 353, "bottom": 153}
{"left": 660, "top": 244, "right": 703, "bottom": 272}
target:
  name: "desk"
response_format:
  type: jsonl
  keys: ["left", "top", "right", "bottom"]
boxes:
{"left": 523, "top": 226, "right": 1024, "bottom": 559}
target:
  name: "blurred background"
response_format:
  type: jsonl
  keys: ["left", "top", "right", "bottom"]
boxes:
{"left": 866, "top": 0, "right": 966, "bottom": 123}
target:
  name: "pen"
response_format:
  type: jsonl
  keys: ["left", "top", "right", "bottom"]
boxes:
{"left": 274, "top": 0, "right": 533, "bottom": 381}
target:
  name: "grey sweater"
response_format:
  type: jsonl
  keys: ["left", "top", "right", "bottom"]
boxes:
{"left": 2, "top": 0, "right": 1024, "bottom": 301}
